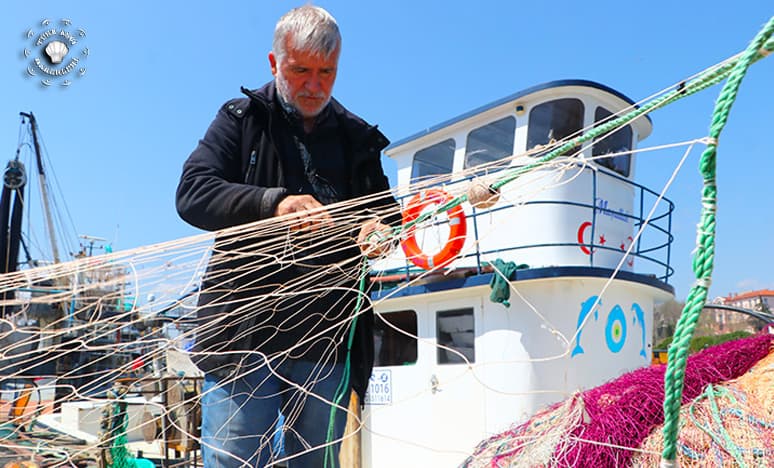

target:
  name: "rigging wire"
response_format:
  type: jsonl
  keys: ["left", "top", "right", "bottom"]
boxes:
{"left": 34, "top": 123, "right": 80, "bottom": 257}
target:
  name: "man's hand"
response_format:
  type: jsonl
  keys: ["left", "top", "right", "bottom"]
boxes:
{"left": 357, "top": 220, "right": 394, "bottom": 258}
{"left": 274, "top": 195, "right": 332, "bottom": 232}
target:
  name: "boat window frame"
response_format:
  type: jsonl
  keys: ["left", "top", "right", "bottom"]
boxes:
{"left": 373, "top": 309, "right": 419, "bottom": 367}
{"left": 526, "top": 98, "right": 585, "bottom": 156}
{"left": 436, "top": 307, "right": 475, "bottom": 365}
{"left": 463, "top": 116, "right": 517, "bottom": 170}
{"left": 410, "top": 138, "right": 456, "bottom": 181}
{"left": 592, "top": 106, "right": 633, "bottom": 178}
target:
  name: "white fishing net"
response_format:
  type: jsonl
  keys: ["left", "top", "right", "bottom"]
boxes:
{"left": 0, "top": 42, "right": 770, "bottom": 467}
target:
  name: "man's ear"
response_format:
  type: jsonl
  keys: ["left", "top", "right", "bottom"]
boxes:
{"left": 269, "top": 52, "right": 278, "bottom": 76}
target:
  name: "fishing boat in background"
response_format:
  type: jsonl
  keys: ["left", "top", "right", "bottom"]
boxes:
{"left": 0, "top": 113, "right": 175, "bottom": 467}
{"left": 0, "top": 112, "right": 140, "bottom": 392}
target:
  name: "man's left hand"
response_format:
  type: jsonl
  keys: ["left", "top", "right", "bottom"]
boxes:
{"left": 357, "top": 220, "right": 394, "bottom": 259}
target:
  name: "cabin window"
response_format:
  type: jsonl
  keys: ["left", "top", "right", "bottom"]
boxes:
{"left": 526, "top": 98, "right": 584, "bottom": 154}
{"left": 374, "top": 310, "right": 418, "bottom": 366}
{"left": 436, "top": 308, "right": 475, "bottom": 364}
{"left": 592, "top": 107, "right": 632, "bottom": 177}
{"left": 464, "top": 116, "right": 516, "bottom": 169}
{"left": 411, "top": 139, "right": 455, "bottom": 180}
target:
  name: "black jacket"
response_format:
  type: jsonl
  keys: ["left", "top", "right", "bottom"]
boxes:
{"left": 176, "top": 81, "right": 398, "bottom": 400}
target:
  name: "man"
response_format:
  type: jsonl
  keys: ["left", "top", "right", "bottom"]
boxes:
{"left": 176, "top": 5, "right": 398, "bottom": 467}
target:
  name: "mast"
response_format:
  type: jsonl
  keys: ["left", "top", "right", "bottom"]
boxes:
{"left": 20, "top": 112, "right": 61, "bottom": 264}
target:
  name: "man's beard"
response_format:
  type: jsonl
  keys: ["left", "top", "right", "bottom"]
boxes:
{"left": 275, "top": 70, "right": 330, "bottom": 119}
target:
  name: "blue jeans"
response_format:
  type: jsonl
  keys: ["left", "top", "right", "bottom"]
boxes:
{"left": 201, "top": 357, "right": 348, "bottom": 467}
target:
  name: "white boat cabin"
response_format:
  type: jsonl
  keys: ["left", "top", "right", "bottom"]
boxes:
{"left": 361, "top": 80, "right": 674, "bottom": 468}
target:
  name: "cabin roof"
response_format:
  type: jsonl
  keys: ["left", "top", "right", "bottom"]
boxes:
{"left": 385, "top": 79, "right": 652, "bottom": 152}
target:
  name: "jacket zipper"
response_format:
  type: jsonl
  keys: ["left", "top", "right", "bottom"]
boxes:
{"left": 244, "top": 150, "right": 257, "bottom": 184}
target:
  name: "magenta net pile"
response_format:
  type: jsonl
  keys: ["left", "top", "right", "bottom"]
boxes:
{"left": 462, "top": 333, "right": 773, "bottom": 468}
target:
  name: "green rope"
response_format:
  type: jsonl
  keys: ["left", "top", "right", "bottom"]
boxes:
{"left": 687, "top": 385, "right": 746, "bottom": 467}
{"left": 102, "top": 387, "right": 153, "bottom": 468}
{"left": 660, "top": 16, "right": 774, "bottom": 464}
{"left": 105, "top": 396, "right": 134, "bottom": 468}
{"left": 488, "top": 259, "right": 528, "bottom": 307}
{"left": 324, "top": 256, "right": 370, "bottom": 468}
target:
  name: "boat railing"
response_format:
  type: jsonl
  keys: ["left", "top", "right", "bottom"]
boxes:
{"left": 379, "top": 164, "right": 674, "bottom": 285}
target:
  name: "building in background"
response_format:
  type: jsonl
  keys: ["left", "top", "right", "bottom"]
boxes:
{"left": 721, "top": 289, "right": 773, "bottom": 311}
{"left": 709, "top": 289, "right": 773, "bottom": 333}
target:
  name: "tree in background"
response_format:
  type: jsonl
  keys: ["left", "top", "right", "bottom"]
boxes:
{"left": 654, "top": 298, "right": 766, "bottom": 354}
{"left": 653, "top": 299, "right": 684, "bottom": 345}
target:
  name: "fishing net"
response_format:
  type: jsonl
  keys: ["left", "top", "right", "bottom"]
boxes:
{"left": 0, "top": 119, "right": 679, "bottom": 467}
{"left": 632, "top": 347, "right": 774, "bottom": 467}
{"left": 0, "top": 15, "right": 771, "bottom": 468}
{"left": 461, "top": 333, "right": 772, "bottom": 468}
{"left": 3, "top": 139, "right": 632, "bottom": 467}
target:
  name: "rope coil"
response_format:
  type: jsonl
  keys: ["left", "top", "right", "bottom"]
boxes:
{"left": 467, "top": 178, "right": 501, "bottom": 209}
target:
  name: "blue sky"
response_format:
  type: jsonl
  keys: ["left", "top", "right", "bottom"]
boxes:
{"left": 1, "top": 1, "right": 772, "bottom": 300}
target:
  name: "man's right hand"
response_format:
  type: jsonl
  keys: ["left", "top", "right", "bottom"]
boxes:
{"left": 274, "top": 194, "right": 332, "bottom": 232}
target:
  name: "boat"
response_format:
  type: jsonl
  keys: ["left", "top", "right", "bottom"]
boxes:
{"left": 0, "top": 113, "right": 168, "bottom": 467}
{"left": 355, "top": 79, "right": 677, "bottom": 467}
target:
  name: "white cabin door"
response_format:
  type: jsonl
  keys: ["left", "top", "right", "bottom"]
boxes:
{"left": 425, "top": 297, "right": 486, "bottom": 466}
{"left": 363, "top": 298, "right": 486, "bottom": 467}
{"left": 363, "top": 306, "right": 433, "bottom": 468}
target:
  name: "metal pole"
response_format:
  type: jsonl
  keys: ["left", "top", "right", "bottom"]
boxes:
{"left": 21, "top": 112, "right": 61, "bottom": 264}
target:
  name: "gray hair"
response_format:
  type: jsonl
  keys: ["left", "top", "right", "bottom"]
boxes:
{"left": 272, "top": 5, "right": 341, "bottom": 62}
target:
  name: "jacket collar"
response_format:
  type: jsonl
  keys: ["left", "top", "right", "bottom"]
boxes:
{"left": 240, "top": 81, "right": 390, "bottom": 157}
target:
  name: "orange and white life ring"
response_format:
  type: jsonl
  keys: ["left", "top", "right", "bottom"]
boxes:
{"left": 400, "top": 188, "right": 467, "bottom": 270}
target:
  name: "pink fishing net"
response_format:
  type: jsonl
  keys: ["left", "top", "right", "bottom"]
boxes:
{"left": 463, "top": 333, "right": 773, "bottom": 468}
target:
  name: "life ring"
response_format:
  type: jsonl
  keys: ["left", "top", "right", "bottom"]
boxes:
{"left": 400, "top": 188, "right": 467, "bottom": 270}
